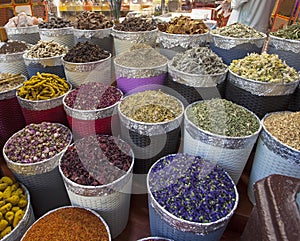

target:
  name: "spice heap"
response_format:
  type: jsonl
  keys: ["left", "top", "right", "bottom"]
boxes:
{"left": 114, "top": 16, "right": 156, "bottom": 32}
{"left": 270, "top": 22, "right": 300, "bottom": 40}
{"left": 263, "top": 112, "right": 300, "bottom": 151}
{"left": 149, "top": 153, "right": 237, "bottom": 223}
{"left": 60, "top": 135, "right": 132, "bottom": 185}
{"left": 186, "top": 99, "right": 260, "bottom": 137}
{"left": 0, "top": 176, "right": 28, "bottom": 239}
{"left": 17, "top": 72, "right": 70, "bottom": 101}
{"left": 64, "top": 82, "right": 122, "bottom": 110}
{"left": 74, "top": 11, "right": 113, "bottom": 30}
{"left": 25, "top": 40, "right": 68, "bottom": 58}
{"left": 4, "top": 12, "right": 39, "bottom": 28}
{"left": 38, "top": 17, "right": 73, "bottom": 29}
{"left": 63, "top": 42, "right": 110, "bottom": 63}
{"left": 0, "top": 73, "right": 25, "bottom": 92}
{"left": 211, "top": 23, "right": 264, "bottom": 38}
{"left": 21, "top": 207, "right": 110, "bottom": 241}
{"left": 229, "top": 53, "right": 299, "bottom": 83}
{"left": 0, "top": 40, "right": 29, "bottom": 54}
{"left": 120, "top": 90, "right": 183, "bottom": 123}
{"left": 4, "top": 122, "right": 71, "bottom": 164}
{"left": 170, "top": 47, "right": 227, "bottom": 74}
{"left": 158, "top": 15, "right": 208, "bottom": 35}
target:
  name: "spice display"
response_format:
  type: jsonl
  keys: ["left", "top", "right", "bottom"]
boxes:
{"left": 211, "top": 23, "right": 264, "bottom": 38}
{"left": 270, "top": 22, "right": 300, "bottom": 40}
{"left": 0, "top": 73, "right": 25, "bottom": 92}
{"left": 263, "top": 112, "right": 300, "bottom": 151}
{"left": 4, "top": 122, "right": 71, "bottom": 164}
{"left": 149, "top": 153, "right": 237, "bottom": 223}
{"left": 63, "top": 42, "right": 110, "bottom": 63}
{"left": 0, "top": 176, "right": 28, "bottom": 239}
{"left": 229, "top": 53, "right": 299, "bottom": 83}
{"left": 114, "top": 16, "right": 156, "bottom": 32}
{"left": 74, "top": 11, "right": 113, "bottom": 30}
{"left": 158, "top": 16, "right": 208, "bottom": 34}
{"left": 120, "top": 90, "right": 182, "bottom": 123}
{"left": 21, "top": 207, "right": 109, "bottom": 241}
{"left": 25, "top": 40, "right": 68, "bottom": 58}
{"left": 186, "top": 99, "right": 260, "bottom": 137}
{"left": 4, "top": 12, "right": 40, "bottom": 28}
{"left": 170, "top": 47, "right": 227, "bottom": 74}
{"left": 17, "top": 72, "right": 70, "bottom": 101}
{"left": 60, "top": 135, "right": 132, "bottom": 185}
{"left": 38, "top": 17, "right": 73, "bottom": 29}
{"left": 0, "top": 40, "right": 29, "bottom": 54}
{"left": 64, "top": 82, "right": 122, "bottom": 110}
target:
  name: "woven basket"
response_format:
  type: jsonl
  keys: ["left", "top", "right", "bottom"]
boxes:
{"left": 59, "top": 139, "right": 134, "bottom": 239}
{"left": 209, "top": 33, "right": 267, "bottom": 65}
{"left": 183, "top": 100, "right": 261, "bottom": 184}
{"left": 267, "top": 35, "right": 300, "bottom": 72}
{"left": 39, "top": 27, "right": 75, "bottom": 49}
{"left": 3, "top": 124, "right": 72, "bottom": 218}
{"left": 247, "top": 113, "right": 300, "bottom": 204}
{"left": 225, "top": 70, "right": 299, "bottom": 119}
{"left": 62, "top": 54, "right": 112, "bottom": 88}
{"left": 5, "top": 26, "right": 40, "bottom": 45}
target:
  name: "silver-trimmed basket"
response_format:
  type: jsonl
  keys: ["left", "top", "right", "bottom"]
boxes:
{"left": 39, "top": 27, "right": 74, "bottom": 49}
{"left": 5, "top": 26, "right": 40, "bottom": 45}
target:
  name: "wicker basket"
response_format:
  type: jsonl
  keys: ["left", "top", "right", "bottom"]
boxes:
{"left": 39, "top": 27, "right": 74, "bottom": 49}
{"left": 5, "top": 26, "right": 40, "bottom": 45}
{"left": 225, "top": 70, "right": 299, "bottom": 119}
{"left": 247, "top": 112, "right": 300, "bottom": 204}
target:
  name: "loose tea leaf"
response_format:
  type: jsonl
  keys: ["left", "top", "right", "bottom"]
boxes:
{"left": 270, "top": 22, "right": 300, "bottom": 40}
{"left": 186, "top": 99, "right": 260, "bottom": 137}
{"left": 229, "top": 53, "right": 299, "bottom": 83}
{"left": 264, "top": 112, "right": 300, "bottom": 151}
{"left": 211, "top": 23, "right": 264, "bottom": 38}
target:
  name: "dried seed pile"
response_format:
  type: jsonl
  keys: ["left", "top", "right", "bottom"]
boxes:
{"left": 186, "top": 99, "right": 260, "bottom": 137}
{"left": 17, "top": 72, "right": 70, "bottom": 101}
{"left": 158, "top": 15, "right": 208, "bottom": 34}
{"left": 4, "top": 122, "right": 71, "bottom": 164}
{"left": 63, "top": 42, "right": 110, "bottom": 63}
{"left": 170, "top": 47, "right": 227, "bottom": 74}
{"left": 120, "top": 90, "right": 182, "bottom": 123}
{"left": 38, "top": 17, "right": 73, "bottom": 29}
{"left": 0, "top": 40, "right": 29, "bottom": 54}
{"left": 270, "top": 22, "right": 300, "bottom": 40}
{"left": 114, "top": 16, "right": 156, "bottom": 32}
{"left": 60, "top": 135, "right": 132, "bottom": 185}
{"left": 21, "top": 207, "right": 110, "bottom": 241}
{"left": 25, "top": 40, "right": 67, "bottom": 58}
{"left": 212, "top": 23, "right": 264, "bottom": 38}
{"left": 264, "top": 112, "right": 300, "bottom": 151}
{"left": 0, "top": 73, "right": 25, "bottom": 92}
{"left": 74, "top": 11, "right": 113, "bottom": 30}
{"left": 229, "top": 53, "right": 299, "bottom": 83}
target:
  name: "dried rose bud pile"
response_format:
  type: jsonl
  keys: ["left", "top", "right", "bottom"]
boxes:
{"left": 4, "top": 122, "right": 71, "bottom": 164}
{"left": 64, "top": 82, "right": 122, "bottom": 110}
{"left": 149, "top": 153, "right": 237, "bottom": 223}
{"left": 60, "top": 135, "right": 133, "bottom": 186}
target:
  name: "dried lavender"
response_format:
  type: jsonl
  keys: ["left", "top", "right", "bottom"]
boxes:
{"left": 212, "top": 23, "right": 264, "bottom": 38}
{"left": 149, "top": 153, "right": 237, "bottom": 223}
{"left": 4, "top": 122, "right": 71, "bottom": 164}
{"left": 60, "top": 135, "right": 133, "bottom": 186}
{"left": 170, "top": 47, "right": 227, "bottom": 75}
{"left": 186, "top": 99, "right": 260, "bottom": 137}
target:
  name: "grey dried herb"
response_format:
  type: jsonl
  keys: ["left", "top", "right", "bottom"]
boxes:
{"left": 264, "top": 112, "right": 300, "bottom": 151}
{"left": 212, "top": 23, "right": 264, "bottom": 38}
{"left": 270, "top": 22, "right": 300, "bottom": 40}
{"left": 170, "top": 47, "right": 227, "bottom": 74}
{"left": 229, "top": 53, "right": 299, "bottom": 83}
{"left": 186, "top": 99, "right": 260, "bottom": 137}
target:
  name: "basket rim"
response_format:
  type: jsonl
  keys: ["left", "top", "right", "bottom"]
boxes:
{"left": 111, "top": 27, "right": 158, "bottom": 34}
{"left": 73, "top": 26, "right": 112, "bottom": 31}
{"left": 209, "top": 31, "right": 267, "bottom": 40}
{"left": 268, "top": 34, "right": 300, "bottom": 43}
{"left": 38, "top": 26, "right": 74, "bottom": 31}
{"left": 158, "top": 30, "right": 209, "bottom": 37}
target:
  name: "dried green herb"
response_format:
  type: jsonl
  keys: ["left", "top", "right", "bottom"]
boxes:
{"left": 270, "top": 22, "right": 300, "bottom": 40}
{"left": 264, "top": 112, "right": 300, "bottom": 151}
{"left": 212, "top": 23, "right": 264, "bottom": 38}
{"left": 133, "top": 104, "right": 175, "bottom": 122}
{"left": 229, "top": 53, "right": 299, "bottom": 83}
{"left": 186, "top": 99, "right": 260, "bottom": 137}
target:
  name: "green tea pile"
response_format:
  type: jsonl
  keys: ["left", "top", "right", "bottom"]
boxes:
{"left": 270, "top": 22, "right": 300, "bottom": 40}
{"left": 211, "top": 23, "right": 264, "bottom": 38}
{"left": 229, "top": 53, "right": 299, "bottom": 83}
{"left": 264, "top": 112, "right": 300, "bottom": 151}
{"left": 186, "top": 99, "right": 260, "bottom": 137}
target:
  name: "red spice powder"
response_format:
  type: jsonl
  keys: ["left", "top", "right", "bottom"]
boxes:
{"left": 22, "top": 207, "right": 110, "bottom": 241}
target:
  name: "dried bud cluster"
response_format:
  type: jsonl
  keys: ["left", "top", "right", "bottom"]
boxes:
{"left": 74, "top": 11, "right": 113, "bottom": 30}
{"left": 114, "top": 16, "right": 157, "bottom": 32}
